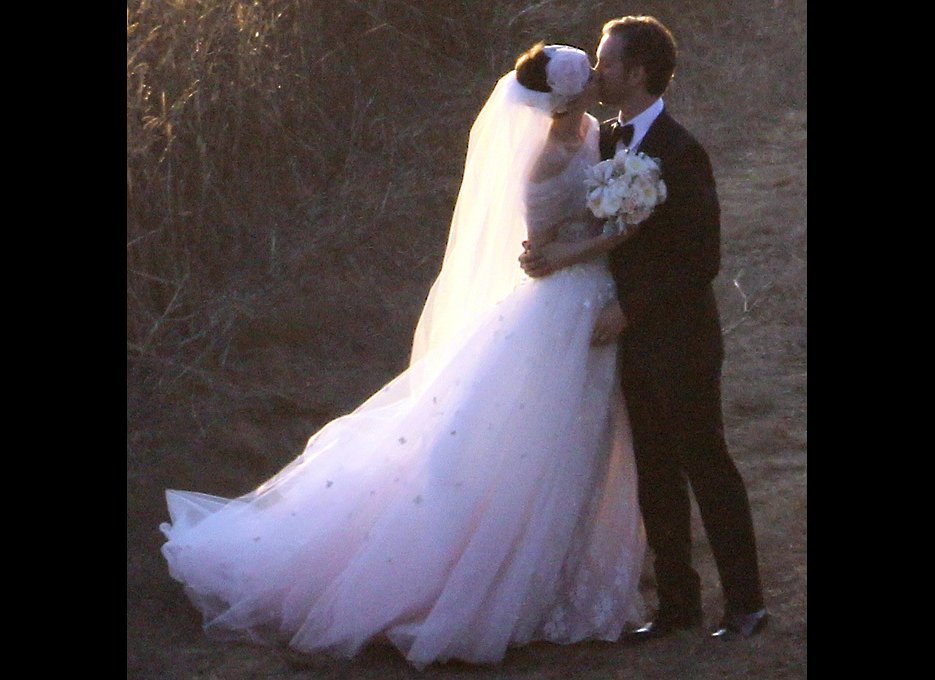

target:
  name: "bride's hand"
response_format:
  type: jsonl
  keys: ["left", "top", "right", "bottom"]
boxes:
{"left": 591, "top": 300, "right": 628, "bottom": 345}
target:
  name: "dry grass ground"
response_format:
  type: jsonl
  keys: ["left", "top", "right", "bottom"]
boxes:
{"left": 127, "top": 1, "right": 805, "bottom": 677}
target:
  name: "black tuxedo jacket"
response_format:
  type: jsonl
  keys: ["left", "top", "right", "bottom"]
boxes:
{"left": 599, "top": 112, "right": 724, "bottom": 372}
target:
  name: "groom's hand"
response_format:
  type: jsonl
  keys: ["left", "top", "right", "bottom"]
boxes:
{"left": 591, "top": 300, "right": 628, "bottom": 345}
{"left": 519, "top": 242, "right": 552, "bottom": 278}
{"left": 520, "top": 240, "right": 581, "bottom": 278}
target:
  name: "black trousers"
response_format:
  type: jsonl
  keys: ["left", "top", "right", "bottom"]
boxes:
{"left": 619, "top": 348, "right": 764, "bottom": 615}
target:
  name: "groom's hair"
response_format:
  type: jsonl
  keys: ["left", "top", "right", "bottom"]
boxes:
{"left": 602, "top": 16, "right": 677, "bottom": 96}
{"left": 515, "top": 42, "right": 552, "bottom": 93}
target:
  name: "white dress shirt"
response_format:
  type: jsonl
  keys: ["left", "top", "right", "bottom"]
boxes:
{"left": 616, "top": 97, "right": 665, "bottom": 152}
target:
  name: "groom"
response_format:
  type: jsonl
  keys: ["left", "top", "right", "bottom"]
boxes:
{"left": 520, "top": 16, "right": 767, "bottom": 640}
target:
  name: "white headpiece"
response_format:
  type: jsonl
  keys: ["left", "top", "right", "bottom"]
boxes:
{"left": 515, "top": 45, "right": 592, "bottom": 114}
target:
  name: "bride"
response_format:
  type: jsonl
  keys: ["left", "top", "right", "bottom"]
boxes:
{"left": 160, "top": 43, "right": 645, "bottom": 670}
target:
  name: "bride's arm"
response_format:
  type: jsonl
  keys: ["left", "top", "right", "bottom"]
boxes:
{"left": 524, "top": 120, "right": 596, "bottom": 248}
{"left": 521, "top": 114, "right": 617, "bottom": 274}
{"left": 524, "top": 141, "right": 569, "bottom": 247}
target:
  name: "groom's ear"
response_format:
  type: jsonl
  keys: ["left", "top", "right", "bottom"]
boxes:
{"left": 627, "top": 64, "right": 648, "bottom": 88}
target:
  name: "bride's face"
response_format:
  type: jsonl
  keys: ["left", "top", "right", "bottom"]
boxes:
{"left": 565, "top": 71, "right": 599, "bottom": 111}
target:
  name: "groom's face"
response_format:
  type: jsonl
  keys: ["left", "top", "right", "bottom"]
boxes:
{"left": 594, "top": 33, "right": 630, "bottom": 108}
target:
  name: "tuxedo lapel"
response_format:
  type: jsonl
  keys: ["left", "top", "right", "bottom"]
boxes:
{"left": 636, "top": 111, "right": 676, "bottom": 162}
{"left": 599, "top": 119, "right": 620, "bottom": 160}
{"left": 600, "top": 111, "right": 677, "bottom": 161}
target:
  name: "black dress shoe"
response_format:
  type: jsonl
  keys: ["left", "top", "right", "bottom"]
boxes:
{"left": 623, "top": 608, "right": 703, "bottom": 642}
{"left": 711, "top": 608, "right": 769, "bottom": 639}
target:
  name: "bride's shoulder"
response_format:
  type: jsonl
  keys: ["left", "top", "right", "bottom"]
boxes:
{"left": 583, "top": 113, "right": 603, "bottom": 138}
{"left": 583, "top": 114, "right": 601, "bottom": 146}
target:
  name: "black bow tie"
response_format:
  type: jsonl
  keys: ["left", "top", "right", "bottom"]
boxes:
{"left": 612, "top": 123, "right": 634, "bottom": 148}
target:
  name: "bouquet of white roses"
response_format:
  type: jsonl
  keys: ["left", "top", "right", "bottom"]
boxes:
{"left": 584, "top": 148, "right": 667, "bottom": 237}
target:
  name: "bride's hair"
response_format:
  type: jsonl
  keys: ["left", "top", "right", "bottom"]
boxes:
{"left": 512, "top": 43, "right": 591, "bottom": 115}
{"left": 515, "top": 42, "right": 551, "bottom": 93}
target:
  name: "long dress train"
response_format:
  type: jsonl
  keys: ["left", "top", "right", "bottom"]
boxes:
{"left": 160, "top": 113, "right": 645, "bottom": 670}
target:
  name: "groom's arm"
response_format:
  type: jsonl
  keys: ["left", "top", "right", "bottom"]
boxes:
{"left": 519, "top": 221, "right": 631, "bottom": 276}
{"left": 613, "top": 141, "right": 721, "bottom": 326}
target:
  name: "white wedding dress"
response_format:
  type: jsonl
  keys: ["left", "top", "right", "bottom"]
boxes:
{"left": 161, "top": 107, "right": 645, "bottom": 670}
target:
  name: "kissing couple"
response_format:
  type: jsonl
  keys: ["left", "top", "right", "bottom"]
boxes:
{"left": 160, "top": 14, "right": 767, "bottom": 671}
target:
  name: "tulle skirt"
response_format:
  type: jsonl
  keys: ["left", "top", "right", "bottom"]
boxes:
{"left": 160, "top": 260, "right": 645, "bottom": 670}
